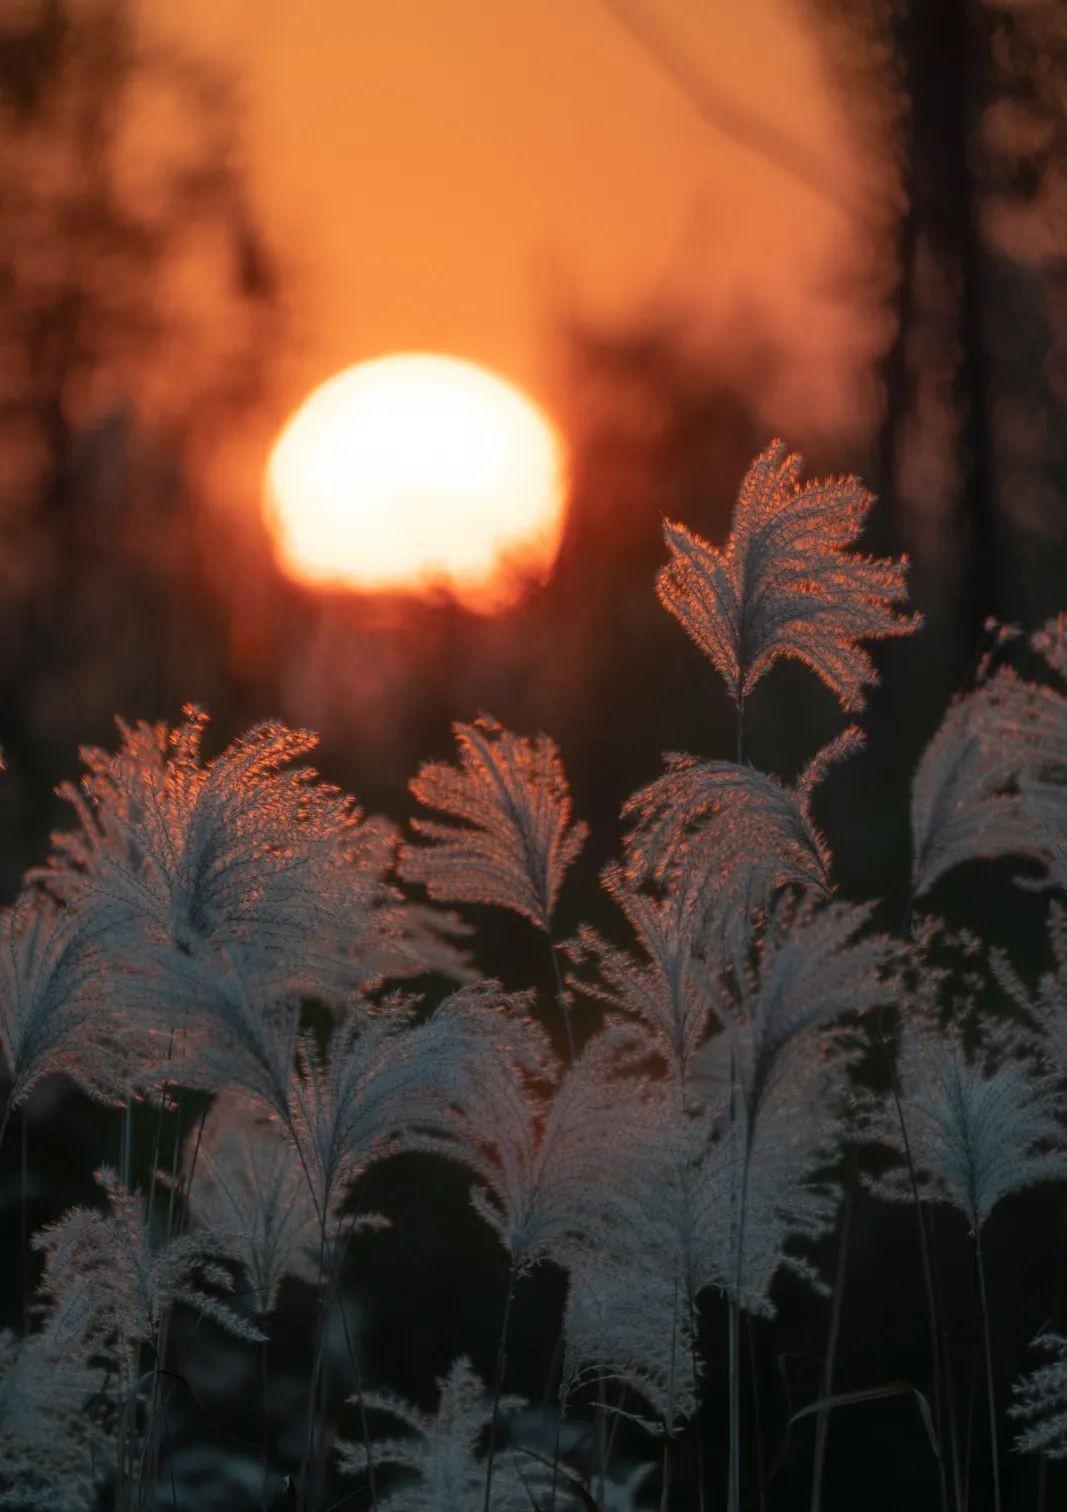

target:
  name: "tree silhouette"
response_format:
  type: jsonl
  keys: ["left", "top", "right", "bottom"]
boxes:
{"left": 0, "top": 0, "right": 282, "bottom": 879}
{"left": 803, "top": 0, "right": 1067, "bottom": 659}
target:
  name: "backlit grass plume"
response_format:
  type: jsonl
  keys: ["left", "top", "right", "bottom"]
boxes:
{"left": 866, "top": 1013, "right": 1065, "bottom": 1231}
{"left": 1013, "top": 1331, "right": 1067, "bottom": 1459}
{"left": 0, "top": 1330, "right": 101, "bottom": 1510}
{"left": 994, "top": 900, "right": 1067, "bottom": 1076}
{"left": 562, "top": 1249, "right": 698, "bottom": 1437}
{"left": 402, "top": 715, "right": 587, "bottom": 933}
{"left": 656, "top": 440, "right": 919, "bottom": 741}
{"left": 34, "top": 1165, "right": 264, "bottom": 1380}
{"left": 286, "top": 984, "right": 542, "bottom": 1219}
{"left": 0, "top": 894, "right": 129, "bottom": 1144}
{"left": 866, "top": 1001, "right": 1067, "bottom": 1512}
{"left": 438, "top": 1021, "right": 650, "bottom": 1275}
{"left": 336, "top": 1356, "right": 555, "bottom": 1510}
{"left": 620, "top": 726, "right": 862, "bottom": 904}
{"left": 583, "top": 874, "right": 712, "bottom": 1085}
{"left": 188, "top": 1096, "right": 320, "bottom": 1316}
{"left": 911, "top": 667, "right": 1062, "bottom": 896}
{"left": 36, "top": 707, "right": 413, "bottom": 1002}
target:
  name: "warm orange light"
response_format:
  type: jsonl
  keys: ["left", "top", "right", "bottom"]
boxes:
{"left": 265, "top": 353, "right": 566, "bottom": 611}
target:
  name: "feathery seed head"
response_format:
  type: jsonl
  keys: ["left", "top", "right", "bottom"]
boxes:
{"left": 403, "top": 715, "right": 587, "bottom": 932}
{"left": 656, "top": 440, "right": 920, "bottom": 712}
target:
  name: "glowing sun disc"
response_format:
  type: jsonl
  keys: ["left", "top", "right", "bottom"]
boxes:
{"left": 265, "top": 353, "right": 566, "bottom": 609}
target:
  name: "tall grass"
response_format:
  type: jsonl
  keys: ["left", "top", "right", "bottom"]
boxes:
{"left": 0, "top": 444, "right": 1065, "bottom": 1510}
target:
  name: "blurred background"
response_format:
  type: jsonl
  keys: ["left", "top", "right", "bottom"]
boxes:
{"left": 0, "top": 1, "right": 1065, "bottom": 1507}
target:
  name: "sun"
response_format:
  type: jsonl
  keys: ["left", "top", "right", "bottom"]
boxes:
{"left": 265, "top": 353, "right": 567, "bottom": 611}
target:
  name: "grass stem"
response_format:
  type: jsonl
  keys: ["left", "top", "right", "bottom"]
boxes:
{"left": 974, "top": 1228, "right": 1001, "bottom": 1512}
{"left": 484, "top": 1259, "right": 517, "bottom": 1512}
{"left": 810, "top": 1151, "right": 855, "bottom": 1512}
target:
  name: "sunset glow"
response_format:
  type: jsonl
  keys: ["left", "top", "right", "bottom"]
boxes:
{"left": 265, "top": 354, "right": 566, "bottom": 610}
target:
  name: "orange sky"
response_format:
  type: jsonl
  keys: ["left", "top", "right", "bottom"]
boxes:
{"left": 148, "top": 0, "right": 873, "bottom": 438}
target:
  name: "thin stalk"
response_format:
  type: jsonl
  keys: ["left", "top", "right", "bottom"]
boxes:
{"left": 736, "top": 695, "right": 745, "bottom": 766}
{"left": 727, "top": 1048, "right": 750, "bottom": 1512}
{"left": 141, "top": 1088, "right": 191, "bottom": 1503}
{"left": 115, "top": 1357, "right": 141, "bottom": 1512}
{"left": 145, "top": 1033, "right": 177, "bottom": 1222}
{"left": 484, "top": 1260, "right": 517, "bottom": 1512}
{"left": 659, "top": 1437, "right": 672, "bottom": 1512}
{"left": 1035, "top": 1192, "right": 1067, "bottom": 1512}
{"left": 605, "top": 1383, "right": 627, "bottom": 1466}
{"left": 545, "top": 932, "right": 575, "bottom": 1065}
{"left": 541, "top": 1324, "right": 565, "bottom": 1406}
{"left": 747, "top": 1316, "right": 767, "bottom": 1512}
{"left": 299, "top": 1207, "right": 334, "bottom": 1509}
{"left": 122, "top": 1094, "right": 134, "bottom": 1188}
{"left": 810, "top": 1152, "right": 856, "bottom": 1512}
{"left": 548, "top": 1400, "right": 564, "bottom": 1512}
{"left": 19, "top": 1108, "right": 28, "bottom": 1338}
{"left": 291, "top": 1151, "right": 374, "bottom": 1509}
{"left": 974, "top": 1229, "right": 1001, "bottom": 1512}
{"left": 159, "top": 1382, "right": 179, "bottom": 1512}
{"left": 337, "top": 1286, "right": 378, "bottom": 1511}
{"left": 182, "top": 1103, "right": 209, "bottom": 1216}
{"left": 929, "top": 1212, "right": 964, "bottom": 1512}
{"left": 595, "top": 1377, "right": 608, "bottom": 1509}
{"left": 260, "top": 1337, "right": 271, "bottom": 1512}
{"left": 728, "top": 1300, "right": 742, "bottom": 1512}
{"left": 674, "top": 1068, "right": 704, "bottom": 1512}
{"left": 962, "top": 1338, "right": 975, "bottom": 1512}
{"left": 658, "top": 1278, "right": 681, "bottom": 1512}
{"left": 687, "top": 1291, "right": 707, "bottom": 1512}
{"left": 312, "top": 1321, "right": 332, "bottom": 1510}
{"left": 0, "top": 1098, "right": 12, "bottom": 1159}
{"left": 143, "top": 1093, "right": 212, "bottom": 1492}
{"left": 877, "top": 1015, "right": 952, "bottom": 1512}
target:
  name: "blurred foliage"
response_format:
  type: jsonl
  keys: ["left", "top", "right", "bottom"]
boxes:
{"left": 0, "top": 0, "right": 283, "bottom": 881}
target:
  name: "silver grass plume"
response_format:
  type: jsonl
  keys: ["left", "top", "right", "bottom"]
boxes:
{"left": 865, "top": 1009, "right": 1065, "bottom": 1232}
{"left": 0, "top": 1329, "right": 102, "bottom": 1510}
{"left": 0, "top": 892, "right": 136, "bottom": 1135}
{"left": 912, "top": 613, "right": 1067, "bottom": 899}
{"left": 689, "top": 1047, "right": 843, "bottom": 1316}
{"left": 705, "top": 894, "right": 896, "bottom": 1311}
{"left": 557, "top": 1034, "right": 842, "bottom": 1425}
{"left": 34, "top": 1166, "right": 263, "bottom": 1387}
{"left": 580, "top": 730, "right": 862, "bottom": 1087}
{"left": 286, "top": 984, "right": 543, "bottom": 1220}
{"left": 1013, "top": 1331, "right": 1067, "bottom": 1458}
{"left": 607, "top": 1055, "right": 842, "bottom": 1325}
{"left": 36, "top": 707, "right": 444, "bottom": 1003}
{"left": 562, "top": 1250, "right": 698, "bottom": 1437}
{"left": 620, "top": 727, "right": 863, "bottom": 903}
{"left": 993, "top": 900, "right": 1067, "bottom": 1077}
{"left": 335, "top": 1356, "right": 556, "bottom": 1510}
{"left": 558, "top": 1093, "right": 700, "bottom": 1435}
{"left": 123, "top": 938, "right": 302, "bottom": 1113}
{"left": 715, "top": 893, "right": 894, "bottom": 1136}
{"left": 571, "top": 895, "right": 885, "bottom": 1345}
{"left": 656, "top": 439, "right": 920, "bottom": 714}
{"left": 911, "top": 665, "right": 1063, "bottom": 896}
{"left": 402, "top": 715, "right": 588, "bottom": 933}
{"left": 188, "top": 1095, "right": 320, "bottom": 1315}
{"left": 438, "top": 1021, "right": 649, "bottom": 1274}
{"left": 578, "top": 876, "right": 712, "bottom": 1085}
